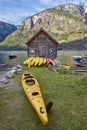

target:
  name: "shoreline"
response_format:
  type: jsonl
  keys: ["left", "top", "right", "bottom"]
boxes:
{"left": 0, "top": 64, "right": 23, "bottom": 87}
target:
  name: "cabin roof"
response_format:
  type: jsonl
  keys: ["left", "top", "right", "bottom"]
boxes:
{"left": 25, "top": 28, "right": 59, "bottom": 46}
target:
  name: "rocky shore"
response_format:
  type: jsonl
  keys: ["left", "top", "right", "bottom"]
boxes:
{"left": 0, "top": 64, "right": 23, "bottom": 86}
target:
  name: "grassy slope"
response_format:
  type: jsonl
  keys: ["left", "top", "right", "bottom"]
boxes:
{"left": 1, "top": 29, "right": 87, "bottom": 50}
{"left": 0, "top": 65, "right": 87, "bottom": 130}
{"left": 0, "top": 29, "right": 36, "bottom": 50}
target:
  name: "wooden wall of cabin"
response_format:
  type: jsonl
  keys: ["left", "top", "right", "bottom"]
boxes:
{"left": 27, "top": 32, "right": 57, "bottom": 59}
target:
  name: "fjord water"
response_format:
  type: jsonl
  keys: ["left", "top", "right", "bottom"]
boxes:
{"left": 0, "top": 50, "right": 87, "bottom": 71}
{"left": 0, "top": 51, "right": 27, "bottom": 71}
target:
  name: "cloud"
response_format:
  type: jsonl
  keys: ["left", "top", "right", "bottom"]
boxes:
{"left": 38, "top": 0, "right": 53, "bottom": 4}
{"left": 0, "top": 0, "right": 87, "bottom": 25}
{"left": 0, "top": 13, "right": 18, "bottom": 24}
{"left": 0, "top": 9, "right": 31, "bottom": 25}
{"left": 38, "top": 0, "right": 87, "bottom": 5}
{"left": 38, "top": 0, "right": 58, "bottom": 5}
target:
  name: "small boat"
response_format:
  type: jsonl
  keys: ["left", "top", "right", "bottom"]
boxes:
{"left": 9, "top": 54, "right": 17, "bottom": 59}
{"left": 21, "top": 71, "right": 48, "bottom": 125}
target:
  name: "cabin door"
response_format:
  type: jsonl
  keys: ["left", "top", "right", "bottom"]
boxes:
{"left": 38, "top": 45, "right": 47, "bottom": 57}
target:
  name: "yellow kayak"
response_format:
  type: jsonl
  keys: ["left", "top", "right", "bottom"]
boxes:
{"left": 21, "top": 71, "right": 48, "bottom": 125}
{"left": 30, "top": 57, "right": 35, "bottom": 66}
{"left": 38, "top": 58, "right": 44, "bottom": 66}
{"left": 23, "top": 57, "right": 33, "bottom": 65}
{"left": 43, "top": 58, "right": 47, "bottom": 64}
{"left": 63, "top": 65, "right": 71, "bottom": 70}
{"left": 34, "top": 57, "right": 39, "bottom": 66}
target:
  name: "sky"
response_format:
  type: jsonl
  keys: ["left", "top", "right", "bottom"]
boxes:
{"left": 0, "top": 0, "right": 87, "bottom": 25}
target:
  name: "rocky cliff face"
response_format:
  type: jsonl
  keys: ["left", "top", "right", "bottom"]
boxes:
{"left": 0, "top": 4, "right": 87, "bottom": 50}
{"left": 18, "top": 4, "right": 87, "bottom": 33}
{"left": 0, "top": 21, "right": 17, "bottom": 42}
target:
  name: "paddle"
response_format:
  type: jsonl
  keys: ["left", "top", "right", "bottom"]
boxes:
{"left": 46, "top": 101, "right": 53, "bottom": 112}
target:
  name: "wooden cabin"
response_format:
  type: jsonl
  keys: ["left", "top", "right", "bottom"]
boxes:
{"left": 26, "top": 28, "right": 59, "bottom": 59}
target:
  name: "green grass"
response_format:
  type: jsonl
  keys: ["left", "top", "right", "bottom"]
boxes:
{"left": 0, "top": 66, "right": 87, "bottom": 130}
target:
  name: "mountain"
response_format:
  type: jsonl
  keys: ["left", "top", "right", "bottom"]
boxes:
{"left": 0, "top": 4, "right": 87, "bottom": 50}
{"left": 19, "top": 4, "right": 87, "bottom": 31}
{"left": 0, "top": 21, "right": 17, "bottom": 43}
